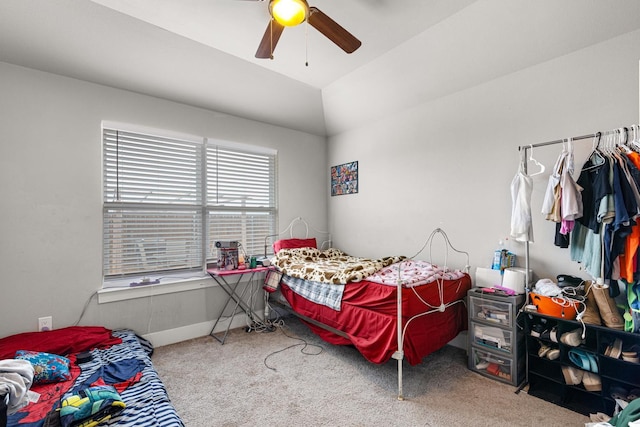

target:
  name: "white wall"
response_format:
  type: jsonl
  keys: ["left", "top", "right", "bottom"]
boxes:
{"left": 0, "top": 62, "right": 327, "bottom": 340}
{"left": 328, "top": 30, "right": 640, "bottom": 284}
{"left": 2, "top": 28, "right": 639, "bottom": 344}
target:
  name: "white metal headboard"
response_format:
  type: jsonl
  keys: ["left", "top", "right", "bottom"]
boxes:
{"left": 264, "top": 216, "right": 333, "bottom": 256}
{"left": 408, "top": 228, "right": 470, "bottom": 273}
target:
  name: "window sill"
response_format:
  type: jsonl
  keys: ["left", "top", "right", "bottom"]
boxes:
{"left": 98, "top": 276, "right": 215, "bottom": 304}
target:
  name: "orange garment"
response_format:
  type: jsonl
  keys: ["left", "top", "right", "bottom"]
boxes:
{"left": 620, "top": 151, "right": 640, "bottom": 282}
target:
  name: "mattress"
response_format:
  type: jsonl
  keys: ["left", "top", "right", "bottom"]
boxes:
{"left": 1, "top": 327, "right": 184, "bottom": 427}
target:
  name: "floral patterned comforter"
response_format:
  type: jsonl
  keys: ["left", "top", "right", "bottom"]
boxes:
{"left": 366, "top": 259, "right": 468, "bottom": 287}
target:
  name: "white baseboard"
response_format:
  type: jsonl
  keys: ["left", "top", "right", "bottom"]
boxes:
{"left": 143, "top": 317, "right": 470, "bottom": 352}
{"left": 142, "top": 314, "right": 250, "bottom": 348}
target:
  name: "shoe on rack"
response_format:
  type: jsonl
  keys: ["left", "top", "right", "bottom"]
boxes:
{"left": 604, "top": 345, "right": 611, "bottom": 357}
{"left": 538, "top": 342, "right": 551, "bottom": 358}
{"left": 592, "top": 282, "right": 625, "bottom": 330}
{"left": 560, "top": 329, "right": 584, "bottom": 347}
{"left": 621, "top": 344, "right": 640, "bottom": 362}
{"left": 539, "top": 329, "right": 551, "bottom": 341}
{"left": 607, "top": 338, "right": 623, "bottom": 359}
{"left": 546, "top": 348, "right": 560, "bottom": 360}
{"left": 582, "top": 280, "right": 603, "bottom": 325}
{"left": 622, "top": 350, "right": 639, "bottom": 363}
{"left": 530, "top": 323, "right": 544, "bottom": 337}
{"left": 583, "top": 371, "right": 602, "bottom": 392}
{"left": 627, "top": 388, "right": 640, "bottom": 401}
{"left": 569, "top": 348, "right": 598, "bottom": 373}
{"left": 610, "top": 385, "right": 630, "bottom": 401}
{"left": 562, "top": 365, "right": 584, "bottom": 385}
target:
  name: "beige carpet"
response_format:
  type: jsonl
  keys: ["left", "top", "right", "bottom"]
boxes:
{"left": 152, "top": 314, "right": 590, "bottom": 426}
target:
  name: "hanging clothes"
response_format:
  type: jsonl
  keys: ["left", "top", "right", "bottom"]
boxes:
{"left": 510, "top": 150, "right": 534, "bottom": 243}
{"left": 567, "top": 130, "right": 640, "bottom": 297}
{"left": 559, "top": 139, "right": 583, "bottom": 232}
{"left": 570, "top": 143, "right": 608, "bottom": 279}
{"left": 570, "top": 221, "right": 603, "bottom": 279}
{"left": 576, "top": 146, "right": 610, "bottom": 234}
{"left": 568, "top": 133, "right": 610, "bottom": 279}
{"left": 541, "top": 140, "right": 583, "bottom": 248}
{"left": 604, "top": 152, "right": 636, "bottom": 284}
{"left": 620, "top": 151, "right": 640, "bottom": 283}
{"left": 541, "top": 149, "right": 564, "bottom": 223}
{"left": 524, "top": 127, "right": 640, "bottom": 292}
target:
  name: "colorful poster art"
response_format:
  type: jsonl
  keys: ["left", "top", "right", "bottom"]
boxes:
{"left": 331, "top": 161, "right": 358, "bottom": 196}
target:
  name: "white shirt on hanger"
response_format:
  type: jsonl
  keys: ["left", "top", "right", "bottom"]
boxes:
{"left": 511, "top": 153, "right": 534, "bottom": 243}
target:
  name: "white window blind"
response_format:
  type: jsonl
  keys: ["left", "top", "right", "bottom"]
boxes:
{"left": 206, "top": 145, "right": 276, "bottom": 258}
{"left": 103, "top": 125, "right": 276, "bottom": 282}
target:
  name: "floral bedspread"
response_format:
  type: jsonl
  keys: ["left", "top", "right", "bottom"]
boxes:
{"left": 366, "top": 259, "right": 467, "bottom": 287}
{"left": 274, "top": 247, "right": 405, "bottom": 285}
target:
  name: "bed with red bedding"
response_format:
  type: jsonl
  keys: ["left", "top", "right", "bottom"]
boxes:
{"left": 0, "top": 326, "right": 183, "bottom": 427}
{"left": 278, "top": 269, "right": 470, "bottom": 366}
{"left": 266, "top": 222, "right": 472, "bottom": 399}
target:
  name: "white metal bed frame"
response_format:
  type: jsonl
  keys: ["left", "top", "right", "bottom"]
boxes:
{"left": 267, "top": 217, "right": 470, "bottom": 400}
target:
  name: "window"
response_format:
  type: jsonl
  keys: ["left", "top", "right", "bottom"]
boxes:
{"left": 102, "top": 123, "right": 276, "bottom": 285}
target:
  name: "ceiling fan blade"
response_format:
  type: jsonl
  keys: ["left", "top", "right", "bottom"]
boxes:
{"left": 307, "top": 6, "right": 361, "bottom": 54}
{"left": 256, "top": 20, "right": 285, "bottom": 58}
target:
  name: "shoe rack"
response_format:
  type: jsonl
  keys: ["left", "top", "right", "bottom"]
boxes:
{"left": 524, "top": 310, "right": 640, "bottom": 417}
{"left": 467, "top": 288, "right": 527, "bottom": 386}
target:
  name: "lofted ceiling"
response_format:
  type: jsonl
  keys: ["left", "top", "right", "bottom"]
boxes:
{"left": 86, "top": 0, "right": 477, "bottom": 89}
{"left": 1, "top": 1, "right": 640, "bottom": 136}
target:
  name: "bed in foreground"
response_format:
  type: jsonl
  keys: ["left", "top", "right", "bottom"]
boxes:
{"left": 0, "top": 326, "right": 183, "bottom": 427}
{"left": 266, "top": 220, "right": 473, "bottom": 399}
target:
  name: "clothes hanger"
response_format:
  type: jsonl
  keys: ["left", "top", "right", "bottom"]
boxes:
{"left": 606, "top": 130, "right": 623, "bottom": 161}
{"left": 527, "top": 145, "right": 546, "bottom": 176}
{"left": 611, "top": 128, "right": 623, "bottom": 156}
{"left": 618, "top": 127, "right": 632, "bottom": 154}
{"left": 601, "top": 132, "right": 610, "bottom": 156}
{"left": 631, "top": 125, "right": 640, "bottom": 152}
{"left": 582, "top": 132, "right": 606, "bottom": 171}
{"left": 565, "top": 137, "right": 575, "bottom": 174}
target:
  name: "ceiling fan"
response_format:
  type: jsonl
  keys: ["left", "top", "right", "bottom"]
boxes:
{"left": 253, "top": 0, "right": 362, "bottom": 59}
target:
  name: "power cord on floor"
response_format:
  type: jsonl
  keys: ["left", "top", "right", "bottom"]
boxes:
{"left": 244, "top": 293, "right": 285, "bottom": 333}
{"left": 262, "top": 315, "right": 323, "bottom": 371}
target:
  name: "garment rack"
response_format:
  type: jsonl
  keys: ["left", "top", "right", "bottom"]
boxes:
{"left": 513, "top": 125, "right": 637, "bottom": 397}
{"left": 516, "top": 125, "right": 638, "bottom": 292}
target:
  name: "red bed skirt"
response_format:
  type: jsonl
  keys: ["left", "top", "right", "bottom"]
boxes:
{"left": 279, "top": 274, "right": 471, "bottom": 365}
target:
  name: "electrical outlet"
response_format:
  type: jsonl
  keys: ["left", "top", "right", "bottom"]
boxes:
{"left": 38, "top": 316, "right": 53, "bottom": 332}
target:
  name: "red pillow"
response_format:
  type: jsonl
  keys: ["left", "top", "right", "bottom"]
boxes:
{"left": 273, "top": 238, "right": 317, "bottom": 253}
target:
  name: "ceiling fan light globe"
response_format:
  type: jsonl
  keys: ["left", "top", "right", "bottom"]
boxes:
{"left": 270, "top": 0, "right": 307, "bottom": 27}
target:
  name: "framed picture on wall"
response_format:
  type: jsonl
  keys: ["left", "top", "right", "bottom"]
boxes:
{"left": 331, "top": 161, "right": 358, "bottom": 196}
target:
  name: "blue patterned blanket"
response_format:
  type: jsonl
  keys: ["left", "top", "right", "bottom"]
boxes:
{"left": 281, "top": 275, "right": 345, "bottom": 311}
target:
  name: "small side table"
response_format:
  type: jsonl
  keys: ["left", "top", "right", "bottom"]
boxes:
{"left": 207, "top": 266, "right": 270, "bottom": 344}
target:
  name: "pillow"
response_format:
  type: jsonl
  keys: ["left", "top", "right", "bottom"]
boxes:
{"left": 15, "top": 350, "right": 72, "bottom": 384}
{"left": 273, "top": 238, "right": 317, "bottom": 253}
